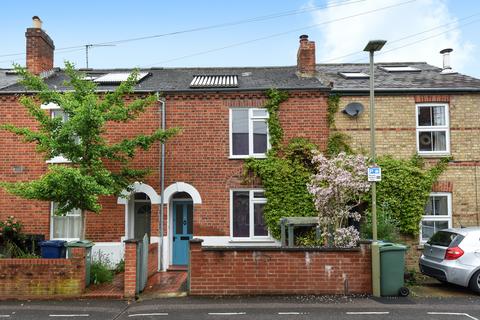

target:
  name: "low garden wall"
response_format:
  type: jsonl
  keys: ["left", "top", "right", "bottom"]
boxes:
{"left": 189, "top": 239, "right": 372, "bottom": 296}
{"left": 148, "top": 243, "right": 158, "bottom": 278}
{"left": 0, "top": 247, "right": 86, "bottom": 299}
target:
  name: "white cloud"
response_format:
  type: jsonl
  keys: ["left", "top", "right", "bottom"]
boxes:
{"left": 310, "top": 0, "right": 474, "bottom": 72}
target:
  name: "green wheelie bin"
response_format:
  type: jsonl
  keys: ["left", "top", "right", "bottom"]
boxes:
{"left": 66, "top": 240, "right": 94, "bottom": 286}
{"left": 379, "top": 242, "right": 410, "bottom": 297}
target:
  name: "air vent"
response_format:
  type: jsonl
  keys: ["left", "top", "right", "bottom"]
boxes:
{"left": 94, "top": 72, "right": 149, "bottom": 84}
{"left": 190, "top": 75, "right": 238, "bottom": 88}
{"left": 339, "top": 72, "right": 369, "bottom": 79}
{"left": 379, "top": 66, "right": 420, "bottom": 72}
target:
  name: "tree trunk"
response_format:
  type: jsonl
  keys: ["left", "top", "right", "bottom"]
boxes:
{"left": 79, "top": 209, "right": 86, "bottom": 240}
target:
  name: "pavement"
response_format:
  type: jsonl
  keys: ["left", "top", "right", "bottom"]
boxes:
{"left": 1, "top": 295, "right": 480, "bottom": 319}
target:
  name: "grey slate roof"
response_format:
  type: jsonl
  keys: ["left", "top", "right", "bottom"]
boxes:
{"left": 0, "top": 70, "right": 20, "bottom": 90}
{"left": 317, "top": 62, "right": 480, "bottom": 93}
{"left": 1, "top": 62, "right": 480, "bottom": 94}
{"left": 0, "top": 66, "right": 327, "bottom": 93}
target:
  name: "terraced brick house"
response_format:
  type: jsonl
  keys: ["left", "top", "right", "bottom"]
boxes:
{"left": 1, "top": 18, "right": 480, "bottom": 271}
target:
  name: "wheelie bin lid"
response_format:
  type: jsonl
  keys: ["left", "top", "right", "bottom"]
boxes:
{"left": 40, "top": 240, "right": 66, "bottom": 247}
{"left": 379, "top": 242, "right": 408, "bottom": 252}
{"left": 65, "top": 240, "right": 94, "bottom": 248}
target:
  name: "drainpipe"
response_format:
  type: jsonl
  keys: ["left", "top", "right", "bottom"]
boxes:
{"left": 157, "top": 93, "right": 166, "bottom": 271}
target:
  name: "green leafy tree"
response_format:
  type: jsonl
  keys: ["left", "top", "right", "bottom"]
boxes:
{"left": 0, "top": 62, "right": 179, "bottom": 239}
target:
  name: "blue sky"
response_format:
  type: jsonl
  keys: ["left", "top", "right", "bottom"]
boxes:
{"left": 1, "top": 0, "right": 480, "bottom": 77}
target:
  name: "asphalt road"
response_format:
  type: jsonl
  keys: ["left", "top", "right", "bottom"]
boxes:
{"left": 1, "top": 296, "right": 480, "bottom": 320}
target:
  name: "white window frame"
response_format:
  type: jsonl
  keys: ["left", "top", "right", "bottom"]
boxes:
{"left": 419, "top": 192, "right": 452, "bottom": 244}
{"left": 41, "top": 103, "right": 72, "bottom": 164}
{"left": 229, "top": 189, "right": 271, "bottom": 241}
{"left": 416, "top": 103, "right": 450, "bottom": 156}
{"left": 50, "top": 202, "right": 81, "bottom": 241}
{"left": 229, "top": 108, "right": 270, "bottom": 159}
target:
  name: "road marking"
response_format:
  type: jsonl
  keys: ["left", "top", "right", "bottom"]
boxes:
{"left": 208, "top": 312, "right": 246, "bottom": 315}
{"left": 278, "top": 312, "right": 309, "bottom": 315}
{"left": 128, "top": 313, "right": 169, "bottom": 317}
{"left": 428, "top": 312, "right": 479, "bottom": 320}
{"left": 49, "top": 315, "right": 89, "bottom": 318}
{"left": 346, "top": 312, "right": 390, "bottom": 315}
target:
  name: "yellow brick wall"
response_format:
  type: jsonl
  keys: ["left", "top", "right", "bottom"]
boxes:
{"left": 334, "top": 94, "right": 480, "bottom": 268}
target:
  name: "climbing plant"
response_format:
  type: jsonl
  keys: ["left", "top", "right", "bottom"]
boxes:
{"left": 244, "top": 89, "right": 317, "bottom": 239}
{"left": 363, "top": 155, "right": 450, "bottom": 235}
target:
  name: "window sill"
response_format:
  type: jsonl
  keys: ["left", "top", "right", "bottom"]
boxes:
{"left": 46, "top": 156, "right": 71, "bottom": 164}
{"left": 417, "top": 152, "right": 451, "bottom": 158}
{"left": 417, "top": 244, "right": 425, "bottom": 250}
{"left": 229, "top": 155, "right": 267, "bottom": 160}
{"left": 229, "top": 239, "right": 276, "bottom": 244}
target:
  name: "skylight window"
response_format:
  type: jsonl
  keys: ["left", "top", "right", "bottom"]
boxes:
{"left": 339, "top": 72, "right": 369, "bottom": 79}
{"left": 380, "top": 66, "right": 420, "bottom": 72}
{"left": 94, "top": 72, "right": 149, "bottom": 84}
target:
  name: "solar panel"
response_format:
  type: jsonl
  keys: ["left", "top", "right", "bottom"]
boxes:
{"left": 190, "top": 75, "right": 239, "bottom": 88}
{"left": 94, "top": 72, "right": 149, "bottom": 84}
{"left": 339, "top": 72, "right": 369, "bottom": 79}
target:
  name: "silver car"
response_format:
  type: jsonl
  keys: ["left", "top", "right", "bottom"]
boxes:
{"left": 419, "top": 227, "right": 480, "bottom": 293}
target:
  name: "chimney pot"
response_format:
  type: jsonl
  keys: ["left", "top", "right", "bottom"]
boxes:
{"left": 299, "top": 34, "right": 309, "bottom": 41}
{"left": 440, "top": 48, "right": 454, "bottom": 74}
{"left": 32, "top": 16, "right": 42, "bottom": 29}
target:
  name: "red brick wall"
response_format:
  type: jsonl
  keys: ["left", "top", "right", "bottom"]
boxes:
{"left": 148, "top": 242, "right": 158, "bottom": 277}
{"left": 123, "top": 241, "right": 137, "bottom": 298}
{"left": 189, "top": 240, "right": 372, "bottom": 295}
{"left": 0, "top": 90, "right": 329, "bottom": 242}
{"left": 0, "top": 247, "right": 86, "bottom": 299}
{"left": 164, "top": 91, "right": 329, "bottom": 237}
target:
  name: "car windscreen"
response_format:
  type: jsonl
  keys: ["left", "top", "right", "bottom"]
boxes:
{"left": 427, "top": 231, "right": 464, "bottom": 247}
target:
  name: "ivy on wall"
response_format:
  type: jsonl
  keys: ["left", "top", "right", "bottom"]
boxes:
{"left": 244, "top": 89, "right": 317, "bottom": 239}
{"left": 244, "top": 89, "right": 450, "bottom": 239}
{"left": 364, "top": 155, "right": 450, "bottom": 235}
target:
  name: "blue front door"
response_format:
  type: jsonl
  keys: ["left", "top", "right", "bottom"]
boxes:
{"left": 172, "top": 201, "right": 193, "bottom": 265}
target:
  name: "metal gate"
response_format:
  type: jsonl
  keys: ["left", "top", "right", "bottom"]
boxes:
{"left": 135, "top": 234, "right": 149, "bottom": 294}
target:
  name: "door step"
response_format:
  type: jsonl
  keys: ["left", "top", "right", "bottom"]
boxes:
{"left": 168, "top": 265, "right": 188, "bottom": 271}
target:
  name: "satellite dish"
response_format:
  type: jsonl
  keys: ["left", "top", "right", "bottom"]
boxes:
{"left": 342, "top": 102, "right": 364, "bottom": 117}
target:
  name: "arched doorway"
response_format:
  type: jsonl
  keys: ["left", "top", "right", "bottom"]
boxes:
{"left": 171, "top": 192, "right": 193, "bottom": 266}
{"left": 133, "top": 192, "right": 151, "bottom": 240}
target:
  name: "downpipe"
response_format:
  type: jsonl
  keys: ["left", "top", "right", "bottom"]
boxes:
{"left": 157, "top": 92, "right": 166, "bottom": 272}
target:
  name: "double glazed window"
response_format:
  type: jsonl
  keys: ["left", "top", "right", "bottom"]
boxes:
{"left": 231, "top": 190, "right": 269, "bottom": 239}
{"left": 42, "top": 103, "right": 74, "bottom": 163}
{"left": 420, "top": 193, "right": 452, "bottom": 243}
{"left": 416, "top": 104, "right": 450, "bottom": 155}
{"left": 51, "top": 202, "right": 81, "bottom": 240}
{"left": 230, "top": 108, "right": 269, "bottom": 158}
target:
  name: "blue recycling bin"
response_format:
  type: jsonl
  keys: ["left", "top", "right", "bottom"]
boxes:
{"left": 40, "top": 240, "right": 67, "bottom": 258}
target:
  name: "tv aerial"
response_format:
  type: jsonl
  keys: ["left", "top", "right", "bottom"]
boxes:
{"left": 342, "top": 102, "right": 364, "bottom": 117}
{"left": 85, "top": 44, "right": 116, "bottom": 68}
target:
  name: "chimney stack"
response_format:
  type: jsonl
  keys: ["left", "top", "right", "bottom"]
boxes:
{"left": 26, "top": 16, "right": 55, "bottom": 75}
{"left": 440, "top": 48, "right": 454, "bottom": 74}
{"left": 297, "top": 34, "right": 316, "bottom": 77}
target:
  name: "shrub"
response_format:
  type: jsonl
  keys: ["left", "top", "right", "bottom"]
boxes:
{"left": 114, "top": 259, "right": 125, "bottom": 274}
{"left": 90, "top": 261, "right": 114, "bottom": 284}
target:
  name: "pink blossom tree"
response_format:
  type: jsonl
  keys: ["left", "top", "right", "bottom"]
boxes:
{"left": 307, "top": 152, "right": 370, "bottom": 247}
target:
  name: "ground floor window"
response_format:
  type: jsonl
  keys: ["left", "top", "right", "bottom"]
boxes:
{"left": 420, "top": 193, "right": 452, "bottom": 243}
{"left": 51, "top": 202, "right": 81, "bottom": 240}
{"left": 230, "top": 189, "right": 269, "bottom": 239}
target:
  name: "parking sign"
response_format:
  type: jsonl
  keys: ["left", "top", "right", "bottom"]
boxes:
{"left": 368, "top": 167, "right": 381, "bottom": 182}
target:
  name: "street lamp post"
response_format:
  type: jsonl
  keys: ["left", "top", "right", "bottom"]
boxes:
{"left": 364, "top": 39, "right": 386, "bottom": 298}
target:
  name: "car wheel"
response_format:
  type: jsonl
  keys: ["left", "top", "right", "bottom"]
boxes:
{"left": 469, "top": 270, "right": 480, "bottom": 293}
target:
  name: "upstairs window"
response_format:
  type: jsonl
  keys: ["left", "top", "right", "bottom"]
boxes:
{"left": 41, "top": 103, "right": 78, "bottom": 163}
{"left": 416, "top": 103, "right": 450, "bottom": 155}
{"left": 230, "top": 108, "right": 269, "bottom": 158}
{"left": 230, "top": 190, "right": 269, "bottom": 239}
